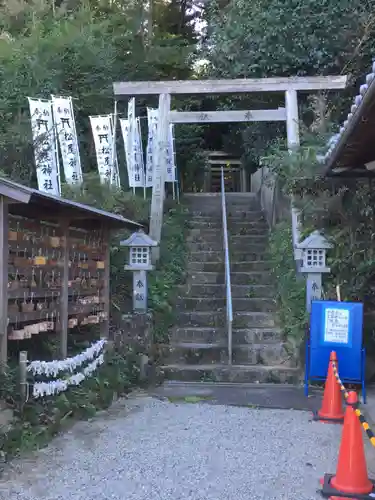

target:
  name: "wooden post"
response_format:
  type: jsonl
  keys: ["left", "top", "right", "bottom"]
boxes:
{"left": 285, "top": 90, "right": 302, "bottom": 263}
{"left": 59, "top": 218, "right": 70, "bottom": 359}
{"left": 0, "top": 196, "right": 8, "bottom": 372}
{"left": 19, "top": 350, "right": 28, "bottom": 405}
{"left": 149, "top": 93, "right": 171, "bottom": 262}
{"left": 100, "top": 226, "right": 110, "bottom": 340}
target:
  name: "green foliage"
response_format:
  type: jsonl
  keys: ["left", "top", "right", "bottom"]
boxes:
{"left": 268, "top": 220, "right": 307, "bottom": 343}
{"left": 0, "top": 0, "right": 196, "bottom": 184}
{"left": 149, "top": 204, "right": 189, "bottom": 343}
{"left": 202, "top": 0, "right": 375, "bottom": 163}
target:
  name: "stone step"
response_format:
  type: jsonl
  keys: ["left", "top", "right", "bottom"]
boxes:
{"left": 176, "top": 297, "right": 276, "bottom": 312}
{"left": 188, "top": 271, "right": 272, "bottom": 285}
{"left": 233, "top": 328, "right": 283, "bottom": 343}
{"left": 189, "top": 251, "right": 224, "bottom": 263}
{"left": 188, "top": 242, "right": 224, "bottom": 252}
{"left": 189, "top": 251, "right": 268, "bottom": 262}
{"left": 189, "top": 216, "right": 264, "bottom": 228}
{"left": 161, "top": 364, "right": 300, "bottom": 384}
{"left": 162, "top": 341, "right": 291, "bottom": 366}
{"left": 171, "top": 326, "right": 226, "bottom": 343}
{"left": 233, "top": 312, "right": 277, "bottom": 328}
{"left": 188, "top": 227, "right": 267, "bottom": 239}
{"left": 231, "top": 261, "right": 272, "bottom": 272}
{"left": 188, "top": 240, "right": 268, "bottom": 253}
{"left": 188, "top": 261, "right": 271, "bottom": 272}
{"left": 177, "top": 311, "right": 276, "bottom": 328}
{"left": 230, "top": 235, "right": 269, "bottom": 244}
{"left": 178, "top": 284, "right": 275, "bottom": 298}
{"left": 171, "top": 326, "right": 283, "bottom": 344}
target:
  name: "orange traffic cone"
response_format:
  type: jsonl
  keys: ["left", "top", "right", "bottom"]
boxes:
{"left": 321, "top": 391, "right": 374, "bottom": 499}
{"left": 313, "top": 351, "right": 344, "bottom": 424}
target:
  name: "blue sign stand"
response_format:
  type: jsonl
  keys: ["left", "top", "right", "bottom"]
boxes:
{"left": 304, "top": 300, "right": 366, "bottom": 403}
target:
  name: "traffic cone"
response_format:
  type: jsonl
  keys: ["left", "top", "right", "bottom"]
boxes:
{"left": 321, "top": 391, "right": 374, "bottom": 499}
{"left": 313, "top": 351, "right": 344, "bottom": 424}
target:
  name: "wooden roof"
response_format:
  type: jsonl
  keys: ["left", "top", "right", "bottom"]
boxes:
{"left": 323, "top": 60, "right": 375, "bottom": 178}
{"left": 0, "top": 178, "right": 142, "bottom": 230}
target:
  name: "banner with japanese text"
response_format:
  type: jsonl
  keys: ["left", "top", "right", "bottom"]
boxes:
{"left": 51, "top": 96, "right": 83, "bottom": 185}
{"left": 27, "top": 98, "right": 61, "bottom": 196}
{"left": 89, "top": 115, "right": 120, "bottom": 188}
{"left": 146, "top": 108, "right": 158, "bottom": 187}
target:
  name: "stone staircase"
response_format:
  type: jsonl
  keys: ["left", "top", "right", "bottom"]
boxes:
{"left": 161, "top": 193, "right": 299, "bottom": 384}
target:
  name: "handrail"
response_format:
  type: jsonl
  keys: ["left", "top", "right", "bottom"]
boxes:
{"left": 220, "top": 166, "right": 233, "bottom": 365}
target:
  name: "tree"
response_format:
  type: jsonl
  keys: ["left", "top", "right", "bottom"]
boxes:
{"left": 202, "top": 0, "right": 375, "bottom": 164}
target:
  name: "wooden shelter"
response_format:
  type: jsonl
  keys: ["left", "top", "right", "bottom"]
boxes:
{"left": 0, "top": 177, "right": 141, "bottom": 367}
{"left": 323, "top": 61, "right": 375, "bottom": 178}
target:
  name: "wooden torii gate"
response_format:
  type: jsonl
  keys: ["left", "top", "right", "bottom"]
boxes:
{"left": 113, "top": 76, "right": 347, "bottom": 261}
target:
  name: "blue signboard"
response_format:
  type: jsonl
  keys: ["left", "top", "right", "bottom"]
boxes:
{"left": 304, "top": 300, "right": 366, "bottom": 403}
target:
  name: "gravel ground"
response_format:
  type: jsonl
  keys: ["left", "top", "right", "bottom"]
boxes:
{"left": 0, "top": 393, "right": 344, "bottom": 500}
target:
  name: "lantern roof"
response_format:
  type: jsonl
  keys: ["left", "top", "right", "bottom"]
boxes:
{"left": 120, "top": 229, "right": 158, "bottom": 247}
{"left": 298, "top": 230, "right": 332, "bottom": 250}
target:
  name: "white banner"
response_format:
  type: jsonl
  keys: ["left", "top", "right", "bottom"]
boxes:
{"left": 89, "top": 115, "right": 120, "bottom": 188}
{"left": 28, "top": 98, "right": 61, "bottom": 196}
{"left": 51, "top": 95, "right": 83, "bottom": 185}
{"left": 134, "top": 117, "right": 145, "bottom": 187}
{"left": 146, "top": 108, "right": 158, "bottom": 187}
{"left": 120, "top": 99, "right": 145, "bottom": 188}
{"left": 166, "top": 124, "right": 176, "bottom": 183}
{"left": 146, "top": 108, "right": 176, "bottom": 186}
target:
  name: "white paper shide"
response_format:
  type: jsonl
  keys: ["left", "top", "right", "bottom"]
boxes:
{"left": 90, "top": 115, "right": 120, "bottom": 187}
{"left": 28, "top": 98, "right": 60, "bottom": 196}
{"left": 51, "top": 96, "right": 83, "bottom": 185}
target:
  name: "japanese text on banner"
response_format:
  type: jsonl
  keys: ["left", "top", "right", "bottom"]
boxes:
{"left": 28, "top": 98, "right": 61, "bottom": 196}
{"left": 89, "top": 115, "right": 120, "bottom": 187}
{"left": 51, "top": 96, "right": 83, "bottom": 185}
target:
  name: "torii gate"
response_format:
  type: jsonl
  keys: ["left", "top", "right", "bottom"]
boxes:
{"left": 113, "top": 76, "right": 347, "bottom": 261}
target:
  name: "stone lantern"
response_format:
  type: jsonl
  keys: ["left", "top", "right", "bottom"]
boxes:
{"left": 298, "top": 230, "right": 332, "bottom": 313}
{"left": 120, "top": 229, "right": 158, "bottom": 312}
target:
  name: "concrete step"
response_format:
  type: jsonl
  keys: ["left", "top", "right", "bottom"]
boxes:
{"left": 162, "top": 341, "right": 291, "bottom": 366}
{"left": 176, "top": 297, "right": 276, "bottom": 312}
{"left": 188, "top": 261, "right": 271, "bottom": 272}
{"left": 233, "top": 312, "right": 277, "bottom": 329}
{"left": 178, "top": 284, "right": 275, "bottom": 298}
{"left": 171, "top": 326, "right": 282, "bottom": 344}
{"left": 177, "top": 311, "right": 276, "bottom": 328}
{"left": 233, "top": 328, "right": 283, "bottom": 343}
{"left": 189, "top": 251, "right": 224, "bottom": 263}
{"left": 161, "top": 364, "right": 300, "bottom": 384}
{"left": 189, "top": 241, "right": 268, "bottom": 253}
{"left": 187, "top": 271, "right": 272, "bottom": 285}
{"left": 170, "top": 326, "right": 226, "bottom": 343}
{"left": 188, "top": 227, "right": 267, "bottom": 239}
{"left": 231, "top": 261, "right": 272, "bottom": 272}
{"left": 231, "top": 251, "right": 269, "bottom": 261}
{"left": 188, "top": 242, "right": 224, "bottom": 252}
{"left": 230, "top": 235, "right": 269, "bottom": 245}
{"left": 188, "top": 215, "right": 264, "bottom": 228}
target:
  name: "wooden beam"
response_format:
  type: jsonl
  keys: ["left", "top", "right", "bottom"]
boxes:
{"left": 113, "top": 76, "right": 348, "bottom": 96}
{"left": 100, "top": 226, "right": 110, "bottom": 340}
{"left": 169, "top": 108, "right": 286, "bottom": 123}
{"left": 0, "top": 197, "right": 8, "bottom": 371}
{"left": 59, "top": 218, "right": 69, "bottom": 359}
